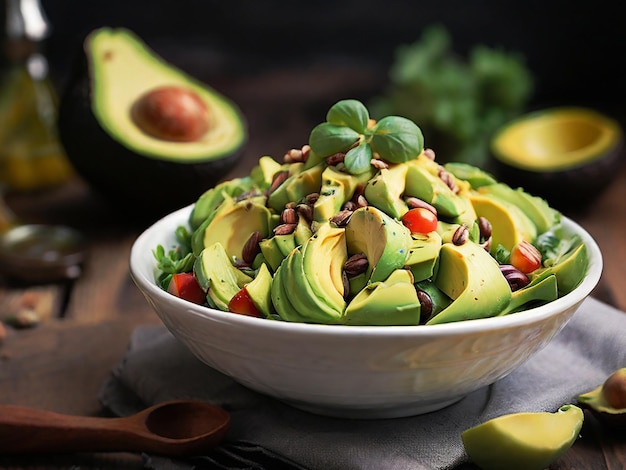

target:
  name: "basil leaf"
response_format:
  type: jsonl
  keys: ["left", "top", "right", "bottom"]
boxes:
{"left": 326, "top": 99, "right": 370, "bottom": 133}
{"left": 370, "top": 116, "right": 424, "bottom": 163}
{"left": 344, "top": 141, "right": 373, "bottom": 175}
{"left": 309, "top": 122, "right": 360, "bottom": 157}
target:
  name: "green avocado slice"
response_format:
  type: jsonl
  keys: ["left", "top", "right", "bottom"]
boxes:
{"left": 342, "top": 269, "right": 421, "bottom": 325}
{"left": 427, "top": 240, "right": 511, "bottom": 324}
{"left": 345, "top": 206, "right": 412, "bottom": 284}
{"left": 194, "top": 242, "right": 252, "bottom": 311}
{"left": 462, "top": 404, "right": 584, "bottom": 470}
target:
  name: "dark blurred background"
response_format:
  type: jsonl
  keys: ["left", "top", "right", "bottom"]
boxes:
{"left": 10, "top": 0, "right": 626, "bottom": 123}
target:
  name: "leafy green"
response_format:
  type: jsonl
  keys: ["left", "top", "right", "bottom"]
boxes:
{"left": 309, "top": 99, "right": 424, "bottom": 174}
{"left": 534, "top": 224, "right": 582, "bottom": 268}
{"left": 369, "top": 25, "right": 533, "bottom": 167}
{"left": 153, "top": 225, "right": 195, "bottom": 289}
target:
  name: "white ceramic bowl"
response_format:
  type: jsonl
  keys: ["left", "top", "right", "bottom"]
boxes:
{"left": 130, "top": 204, "right": 602, "bottom": 419}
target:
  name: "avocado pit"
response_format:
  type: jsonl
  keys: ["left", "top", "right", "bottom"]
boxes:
{"left": 131, "top": 86, "right": 211, "bottom": 142}
{"left": 602, "top": 368, "right": 626, "bottom": 409}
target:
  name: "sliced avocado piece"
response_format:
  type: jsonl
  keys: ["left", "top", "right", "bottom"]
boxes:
{"left": 364, "top": 164, "right": 409, "bottom": 219}
{"left": 477, "top": 183, "right": 560, "bottom": 234}
{"left": 259, "top": 234, "right": 296, "bottom": 272}
{"left": 404, "top": 159, "right": 468, "bottom": 219}
{"left": 427, "top": 240, "right": 511, "bottom": 324}
{"left": 443, "top": 161, "right": 497, "bottom": 188}
{"left": 279, "top": 246, "right": 343, "bottom": 324}
{"left": 461, "top": 404, "right": 584, "bottom": 470}
{"left": 314, "top": 165, "right": 372, "bottom": 222}
{"left": 58, "top": 27, "right": 247, "bottom": 215}
{"left": 267, "top": 163, "right": 324, "bottom": 212}
{"left": 244, "top": 263, "right": 273, "bottom": 318}
{"left": 499, "top": 272, "right": 558, "bottom": 315}
{"left": 301, "top": 223, "right": 347, "bottom": 316}
{"left": 469, "top": 191, "right": 537, "bottom": 255}
{"left": 345, "top": 206, "right": 412, "bottom": 284}
{"left": 250, "top": 155, "right": 282, "bottom": 190}
{"left": 531, "top": 242, "right": 588, "bottom": 296}
{"left": 270, "top": 262, "right": 307, "bottom": 323}
{"left": 189, "top": 176, "right": 257, "bottom": 230}
{"left": 198, "top": 197, "right": 274, "bottom": 261}
{"left": 194, "top": 242, "right": 252, "bottom": 311}
{"left": 404, "top": 231, "right": 442, "bottom": 283}
{"left": 342, "top": 269, "right": 421, "bottom": 326}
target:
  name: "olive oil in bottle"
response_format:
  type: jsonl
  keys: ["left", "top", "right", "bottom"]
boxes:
{"left": 0, "top": 0, "right": 73, "bottom": 192}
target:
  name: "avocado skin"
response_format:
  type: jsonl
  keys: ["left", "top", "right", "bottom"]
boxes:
{"left": 57, "top": 38, "right": 246, "bottom": 219}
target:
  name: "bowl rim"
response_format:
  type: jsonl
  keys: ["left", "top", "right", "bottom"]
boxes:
{"left": 130, "top": 204, "right": 603, "bottom": 338}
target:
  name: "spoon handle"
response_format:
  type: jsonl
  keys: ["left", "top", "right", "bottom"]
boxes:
{"left": 0, "top": 404, "right": 144, "bottom": 454}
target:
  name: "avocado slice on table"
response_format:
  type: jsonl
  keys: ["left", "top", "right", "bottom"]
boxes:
{"left": 58, "top": 27, "right": 247, "bottom": 215}
{"left": 462, "top": 404, "right": 584, "bottom": 470}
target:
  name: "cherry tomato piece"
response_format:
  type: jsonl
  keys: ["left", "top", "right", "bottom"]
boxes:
{"left": 510, "top": 240, "right": 542, "bottom": 274}
{"left": 228, "top": 286, "right": 262, "bottom": 317}
{"left": 167, "top": 272, "right": 206, "bottom": 304}
{"left": 401, "top": 207, "right": 438, "bottom": 234}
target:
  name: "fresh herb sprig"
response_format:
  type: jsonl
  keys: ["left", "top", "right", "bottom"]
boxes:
{"left": 153, "top": 225, "right": 195, "bottom": 289}
{"left": 309, "top": 99, "right": 424, "bottom": 174}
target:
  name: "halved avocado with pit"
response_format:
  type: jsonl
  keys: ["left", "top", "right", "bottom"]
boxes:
{"left": 490, "top": 107, "right": 624, "bottom": 209}
{"left": 58, "top": 27, "right": 247, "bottom": 217}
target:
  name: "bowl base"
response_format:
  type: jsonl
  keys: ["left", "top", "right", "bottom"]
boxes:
{"left": 281, "top": 395, "right": 465, "bottom": 419}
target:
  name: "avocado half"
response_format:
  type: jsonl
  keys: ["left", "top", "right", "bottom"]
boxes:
{"left": 58, "top": 27, "right": 247, "bottom": 217}
{"left": 490, "top": 107, "right": 624, "bottom": 210}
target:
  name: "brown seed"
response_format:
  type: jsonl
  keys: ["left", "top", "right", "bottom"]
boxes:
{"left": 356, "top": 194, "right": 368, "bottom": 208}
{"left": 499, "top": 264, "right": 530, "bottom": 291}
{"left": 344, "top": 253, "right": 369, "bottom": 276}
{"left": 268, "top": 170, "right": 289, "bottom": 194}
{"left": 405, "top": 197, "right": 437, "bottom": 216}
{"left": 452, "top": 224, "right": 469, "bottom": 246}
{"left": 438, "top": 167, "right": 459, "bottom": 194}
{"left": 477, "top": 216, "right": 492, "bottom": 241}
{"left": 326, "top": 153, "right": 346, "bottom": 166}
{"left": 416, "top": 288, "right": 433, "bottom": 321}
{"left": 602, "top": 368, "right": 626, "bottom": 409}
{"left": 284, "top": 148, "right": 304, "bottom": 163}
{"left": 273, "top": 223, "right": 297, "bottom": 236}
{"left": 370, "top": 158, "right": 389, "bottom": 170}
{"left": 342, "top": 271, "right": 350, "bottom": 299}
{"left": 280, "top": 207, "right": 298, "bottom": 225}
{"left": 304, "top": 192, "right": 320, "bottom": 206}
{"left": 342, "top": 200, "right": 357, "bottom": 211}
{"left": 423, "top": 148, "right": 436, "bottom": 160}
{"left": 242, "top": 231, "right": 263, "bottom": 264}
{"left": 329, "top": 209, "right": 353, "bottom": 227}
{"left": 296, "top": 203, "right": 313, "bottom": 223}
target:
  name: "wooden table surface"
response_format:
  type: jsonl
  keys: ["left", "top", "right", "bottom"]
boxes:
{"left": 0, "top": 64, "right": 625, "bottom": 469}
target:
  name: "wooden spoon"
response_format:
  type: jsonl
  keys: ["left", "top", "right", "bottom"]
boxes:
{"left": 0, "top": 399, "right": 230, "bottom": 456}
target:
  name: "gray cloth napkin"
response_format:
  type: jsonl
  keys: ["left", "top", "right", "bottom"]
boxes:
{"left": 99, "top": 296, "right": 626, "bottom": 470}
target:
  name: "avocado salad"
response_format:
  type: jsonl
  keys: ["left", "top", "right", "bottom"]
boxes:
{"left": 154, "top": 99, "right": 588, "bottom": 325}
